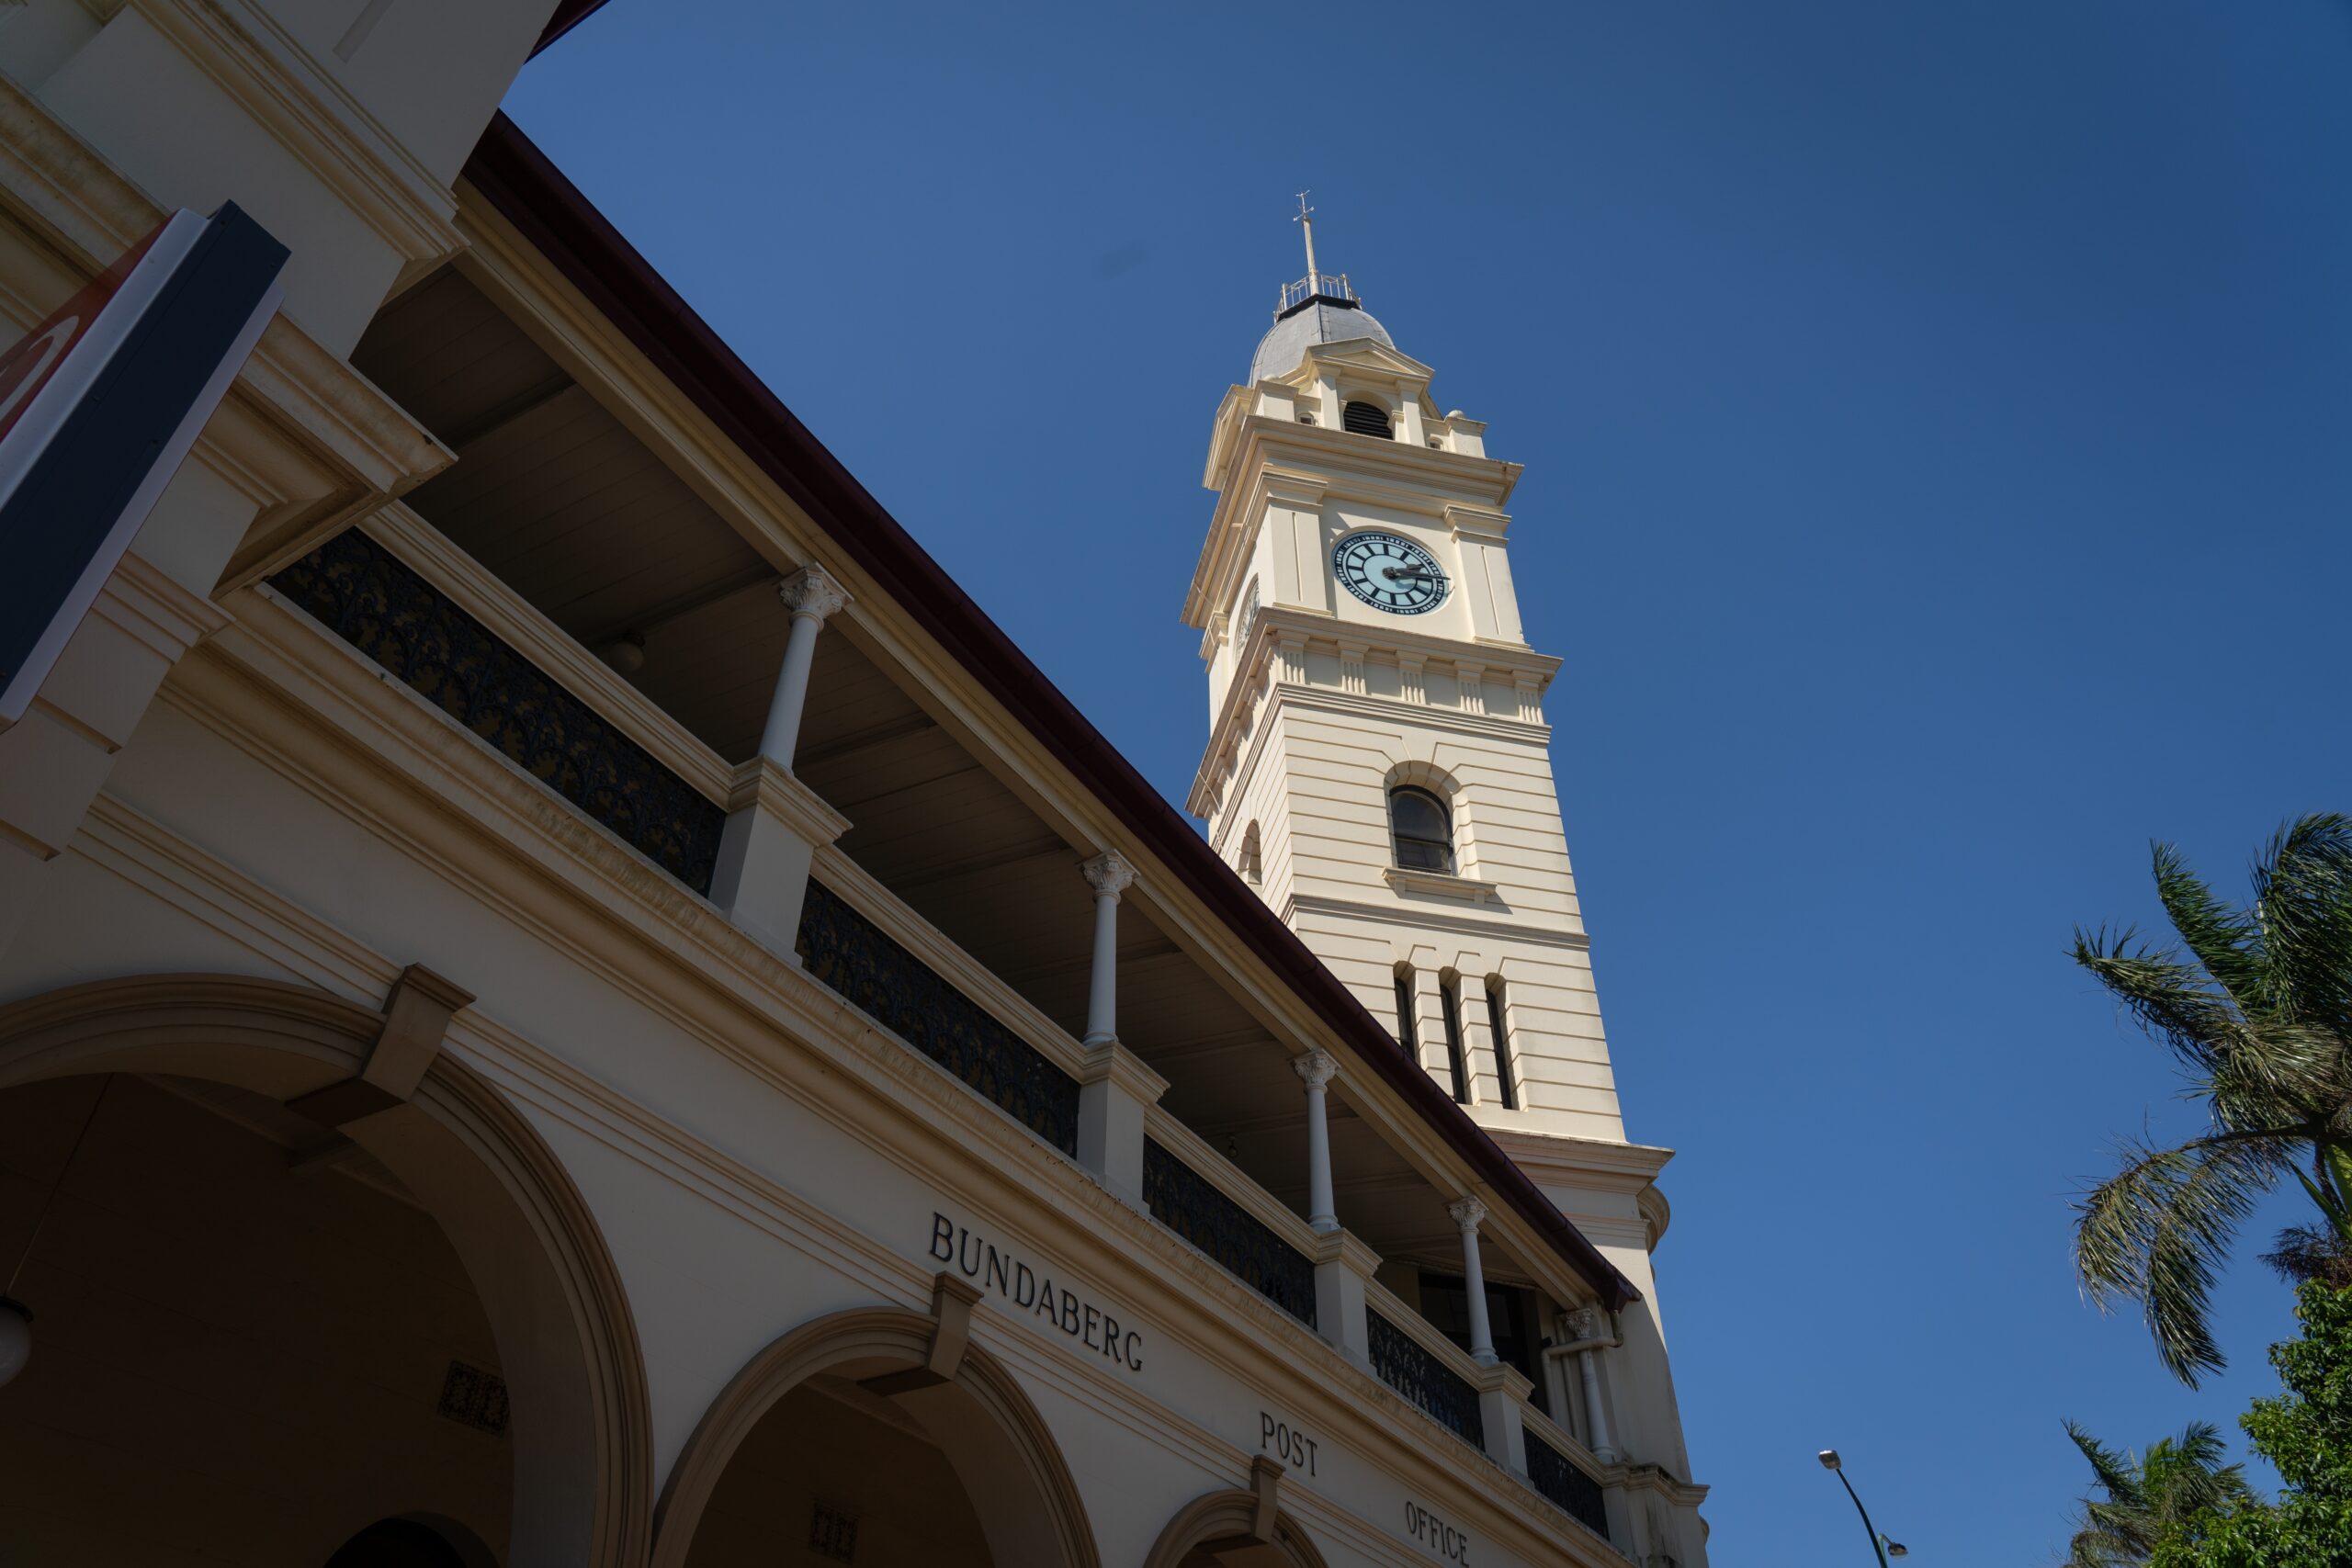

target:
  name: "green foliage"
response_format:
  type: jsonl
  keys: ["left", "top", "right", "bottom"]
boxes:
{"left": 2061, "top": 1420, "right": 2251, "bottom": 1566}
{"left": 2143, "top": 1283, "right": 2352, "bottom": 1568}
{"left": 2074, "top": 815, "right": 2352, "bottom": 1383}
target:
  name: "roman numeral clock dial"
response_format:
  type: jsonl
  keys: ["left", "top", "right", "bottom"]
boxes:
{"left": 1333, "top": 531, "right": 1448, "bottom": 615}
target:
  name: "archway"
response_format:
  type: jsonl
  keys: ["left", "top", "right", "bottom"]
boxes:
{"left": 0, "top": 974, "right": 653, "bottom": 1568}
{"left": 1141, "top": 1459, "right": 1332, "bottom": 1568}
{"left": 653, "top": 1282, "right": 1098, "bottom": 1568}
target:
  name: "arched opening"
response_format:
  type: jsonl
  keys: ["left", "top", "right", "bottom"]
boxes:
{"left": 1341, "top": 400, "right": 1392, "bottom": 438}
{"left": 1387, "top": 785, "right": 1454, "bottom": 874}
{"left": 654, "top": 1299, "right": 1097, "bottom": 1568}
{"left": 1141, "top": 1462, "right": 1330, "bottom": 1568}
{"left": 0, "top": 976, "right": 651, "bottom": 1568}
{"left": 323, "top": 1515, "right": 500, "bottom": 1568}
{"left": 1238, "top": 822, "right": 1262, "bottom": 886}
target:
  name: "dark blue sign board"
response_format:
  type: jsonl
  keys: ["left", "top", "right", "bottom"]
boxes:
{"left": 0, "top": 202, "right": 287, "bottom": 727}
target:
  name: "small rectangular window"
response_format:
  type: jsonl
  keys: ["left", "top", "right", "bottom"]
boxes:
{"left": 1486, "top": 981, "right": 1518, "bottom": 1111}
{"left": 1440, "top": 980, "right": 1469, "bottom": 1103}
{"left": 1394, "top": 971, "right": 1417, "bottom": 1055}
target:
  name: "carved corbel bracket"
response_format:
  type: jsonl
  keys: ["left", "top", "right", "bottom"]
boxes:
{"left": 284, "top": 964, "right": 472, "bottom": 1168}
{"left": 861, "top": 1272, "right": 984, "bottom": 1397}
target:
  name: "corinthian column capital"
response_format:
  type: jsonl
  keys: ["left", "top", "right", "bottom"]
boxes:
{"left": 780, "top": 564, "right": 850, "bottom": 622}
{"left": 1292, "top": 1047, "right": 1340, "bottom": 1090}
{"left": 1080, "top": 851, "right": 1136, "bottom": 900}
{"left": 1445, "top": 1195, "right": 1487, "bottom": 1234}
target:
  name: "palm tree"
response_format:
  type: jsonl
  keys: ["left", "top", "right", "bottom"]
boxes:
{"left": 2060, "top": 1419, "right": 2253, "bottom": 1566}
{"left": 2073, "top": 813, "right": 2352, "bottom": 1383}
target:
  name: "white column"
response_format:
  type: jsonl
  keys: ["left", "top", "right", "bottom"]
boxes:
{"left": 1080, "top": 852, "right": 1134, "bottom": 1047}
{"left": 1294, "top": 1047, "right": 1340, "bottom": 1234}
{"left": 1447, "top": 1195, "right": 1496, "bottom": 1364}
{"left": 1578, "top": 1352, "right": 1619, "bottom": 1463}
{"left": 758, "top": 565, "right": 849, "bottom": 767}
{"left": 1565, "top": 1305, "right": 1622, "bottom": 1463}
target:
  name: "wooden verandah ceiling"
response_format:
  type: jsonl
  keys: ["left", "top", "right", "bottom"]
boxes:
{"left": 351, "top": 265, "right": 1531, "bottom": 1287}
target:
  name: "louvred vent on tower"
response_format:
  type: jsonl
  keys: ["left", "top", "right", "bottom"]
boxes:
{"left": 1342, "top": 400, "right": 1392, "bottom": 439}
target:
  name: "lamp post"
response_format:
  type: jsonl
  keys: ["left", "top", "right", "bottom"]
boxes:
{"left": 1817, "top": 1450, "right": 1908, "bottom": 1565}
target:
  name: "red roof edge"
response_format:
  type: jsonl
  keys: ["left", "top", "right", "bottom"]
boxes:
{"left": 458, "top": 111, "right": 1640, "bottom": 1312}
{"left": 531, "top": 0, "right": 614, "bottom": 58}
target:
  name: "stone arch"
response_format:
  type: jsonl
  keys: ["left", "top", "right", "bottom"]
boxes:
{"left": 1141, "top": 1458, "right": 1332, "bottom": 1568}
{"left": 0, "top": 973, "right": 654, "bottom": 1568}
{"left": 652, "top": 1288, "right": 1098, "bottom": 1568}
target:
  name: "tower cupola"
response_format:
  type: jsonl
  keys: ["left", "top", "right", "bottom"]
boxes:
{"left": 1248, "top": 196, "right": 1399, "bottom": 383}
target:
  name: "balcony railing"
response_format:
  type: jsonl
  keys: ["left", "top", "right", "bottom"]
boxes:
{"left": 1141, "top": 1136, "right": 1317, "bottom": 1327}
{"left": 1523, "top": 1419, "right": 1611, "bottom": 1537}
{"left": 797, "top": 876, "right": 1081, "bottom": 1154}
{"left": 268, "top": 526, "right": 727, "bottom": 894}
{"left": 1367, "top": 1305, "right": 1484, "bottom": 1448}
{"left": 1277, "top": 270, "right": 1357, "bottom": 312}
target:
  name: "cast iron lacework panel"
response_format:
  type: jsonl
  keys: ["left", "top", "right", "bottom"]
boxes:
{"left": 796, "top": 878, "right": 1080, "bottom": 1154}
{"left": 1141, "top": 1138, "right": 1316, "bottom": 1327}
{"left": 1367, "top": 1307, "right": 1484, "bottom": 1447}
{"left": 1524, "top": 1422, "right": 1610, "bottom": 1537}
{"left": 268, "top": 529, "right": 725, "bottom": 894}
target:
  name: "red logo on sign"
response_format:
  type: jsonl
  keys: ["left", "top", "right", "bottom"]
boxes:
{"left": 0, "top": 223, "right": 163, "bottom": 444}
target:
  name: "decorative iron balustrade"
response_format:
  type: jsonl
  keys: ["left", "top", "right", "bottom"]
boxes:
{"left": 796, "top": 878, "right": 1080, "bottom": 1154}
{"left": 1367, "top": 1308, "right": 1484, "bottom": 1448}
{"left": 1141, "top": 1139, "right": 1317, "bottom": 1328}
{"left": 1524, "top": 1423, "right": 1610, "bottom": 1537}
{"left": 268, "top": 529, "right": 725, "bottom": 894}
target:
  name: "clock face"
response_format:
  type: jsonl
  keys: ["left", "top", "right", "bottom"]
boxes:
{"left": 1333, "top": 531, "right": 1449, "bottom": 615}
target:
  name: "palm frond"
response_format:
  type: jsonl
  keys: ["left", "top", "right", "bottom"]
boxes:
{"left": 2249, "top": 814, "right": 2352, "bottom": 1032}
{"left": 2151, "top": 842, "right": 2267, "bottom": 1010}
{"left": 2073, "top": 928, "right": 2251, "bottom": 1077}
{"left": 2064, "top": 1418, "right": 2146, "bottom": 1507}
{"left": 2075, "top": 1133, "right": 2293, "bottom": 1383}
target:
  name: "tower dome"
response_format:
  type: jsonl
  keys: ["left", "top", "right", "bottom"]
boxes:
{"left": 1249, "top": 296, "right": 1396, "bottom": 385}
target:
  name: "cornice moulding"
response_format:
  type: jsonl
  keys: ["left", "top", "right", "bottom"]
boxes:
{"left": 1282, "top": 894, "right": 1595, "bottom": 953}
{"left": 135, "top": 0, "right": 463, "bottom": 269}
{"left": 1485, "top": 1128, "right": 1674, "bottom": 1190}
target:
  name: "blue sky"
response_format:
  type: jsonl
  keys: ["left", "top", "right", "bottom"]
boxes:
{"left": 507, "top": 4, "right": 2352, "bottom": 1559}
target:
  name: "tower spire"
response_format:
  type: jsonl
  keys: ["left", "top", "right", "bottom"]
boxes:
{"left": 1294, "top": 190, "right": 1318, "bottom": 281}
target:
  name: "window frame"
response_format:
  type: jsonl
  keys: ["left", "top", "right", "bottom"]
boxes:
{"left": 1387, "top": 784, "right": 1455, "bottom": 874}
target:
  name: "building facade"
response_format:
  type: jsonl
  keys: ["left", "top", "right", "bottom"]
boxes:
{"left": 0, "top": 6, "right": 1707, "bottom": 1566}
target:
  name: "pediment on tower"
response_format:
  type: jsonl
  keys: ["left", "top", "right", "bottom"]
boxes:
{"left": 1289, "top": 338, "right": 1436, "bottom": 390}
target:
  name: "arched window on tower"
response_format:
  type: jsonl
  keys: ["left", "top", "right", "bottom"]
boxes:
{"left": 1238, "top": 821, "right": 1262, "bottom": 886}
{"left": 1342, "top": 400, "right": 1393, "bottom": 438}
{"left": 1388, "top": 786, "right": 1454, "bottom": 874}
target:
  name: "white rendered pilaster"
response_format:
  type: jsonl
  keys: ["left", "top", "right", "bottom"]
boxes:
{"left": 1076, "top": 1041, "right": 1166, "bottom": 1213}
{"left": 1310, "top": 1227, "right": 1380, "bottom": 1368}
{"left": 707, "top": 759, "right": 851, "bottom": 961}
{"left": 757, "top": 565, "right": 849, "bottom": 768}
{"left": 1295, "top": 1047, "right": 1340, "bottom": 1233}
{"left": 1447, "top": 1195, "right": 1496, "bottom": 1364}
{"left": 1080, "top": 852, "right": 1135, "bottom": 1046}
{"left": 1474, "top": 1359, "right": 1532, "bottom": 1473}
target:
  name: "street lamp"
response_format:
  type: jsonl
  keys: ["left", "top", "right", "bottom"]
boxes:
{"left": 1818, "top": 1450, "right": 1908, "bottom": 1563}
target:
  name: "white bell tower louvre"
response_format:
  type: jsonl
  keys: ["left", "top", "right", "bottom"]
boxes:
{"left": 1181, "top": 204, "right": 1704, "bottom": 1541}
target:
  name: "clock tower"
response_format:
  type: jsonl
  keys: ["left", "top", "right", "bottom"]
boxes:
{"left": 1184, "top": 210, "right": 1708, "bottom": 1561}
